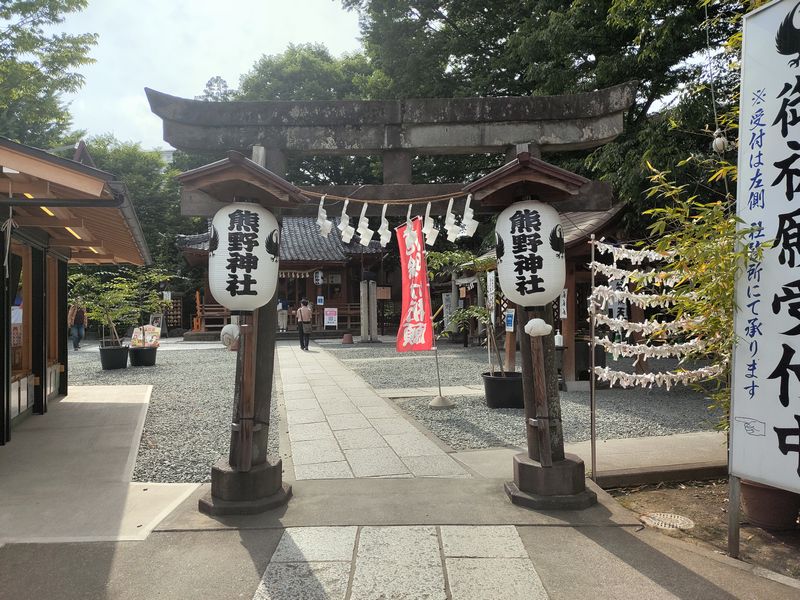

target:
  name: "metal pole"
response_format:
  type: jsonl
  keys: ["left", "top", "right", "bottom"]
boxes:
{"left": 434, "top": 342, "right": 444, "bottom": 398}
{"left": 728, "top": 475, "right": 741, "bottom": 558}
{"left": 589, "top": 234, "right": 597, "bottom": 482}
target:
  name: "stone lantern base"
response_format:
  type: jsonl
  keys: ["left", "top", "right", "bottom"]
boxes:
{"left": 505, "top": 452, "right": 597, "bottom": 510}
{"left": 198, "top": 458, "right": 291, "bottom": 516}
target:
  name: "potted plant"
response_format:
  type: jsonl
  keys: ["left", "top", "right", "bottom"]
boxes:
{"left": 69, "top": 272, "right": 139, "bottom": 370}
{"left": 127, "top": 268, "right": 172, "bottom": 367}
{"left": 448, "top": 305, "right": 524, "bottom": 408}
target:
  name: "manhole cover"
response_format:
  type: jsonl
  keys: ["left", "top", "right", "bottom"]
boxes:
{"left": 640, "top": 512, "right": 695, "bottom": 530}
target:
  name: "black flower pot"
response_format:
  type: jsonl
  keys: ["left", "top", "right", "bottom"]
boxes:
{"left": 129, "top": 347, "right": 158, "bottom": 367}
{"left": 482, "top": 371, "right": 524, "bottom": 408}
{"left": 99, "top": 345, "right": 129, "bottom": 370}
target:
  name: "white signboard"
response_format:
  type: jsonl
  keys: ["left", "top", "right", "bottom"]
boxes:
{"left": 731, "top": 0, "right": 800, "bottom": 493}
{"left": 324, "top": 308, "right": 338, "bottom": 328}
{"left": 486, "top": 271, "right": 496, "bottom": 325}
{"left": 559, "top": 288, "right": 568, "bottom": 320}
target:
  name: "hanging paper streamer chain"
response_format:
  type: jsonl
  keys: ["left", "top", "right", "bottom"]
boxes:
{"left": 593, "top": 313, "right": 703, "bottom": 337}
{"left": 593, "top": 336, "right": 708, "bottom": 363}
{"left": 593, "top": 364, "right": 725, "bottom": 391}
{"left": 593, "top": 240, "right": 674, "bottom": 265}
{"left": 588, "top": 261, "right": 682, "bottom": 288}
{"left": 590, "top": 285, "right": 683, "bottom": 311}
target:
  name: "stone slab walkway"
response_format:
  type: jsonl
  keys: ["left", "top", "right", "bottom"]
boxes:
{"left": 253, "top": 525, "right": 547, "bottom": 600}
{"left": 277, "top": 343, "right": 469, "bottom": 480}
{"left": 0, "top": 386, "right": 198, "bottom": 543}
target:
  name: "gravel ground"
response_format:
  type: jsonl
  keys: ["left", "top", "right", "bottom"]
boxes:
{"left": 324, "top": 339, "right": 721, "bottom": 451}
{"left": 69, "top": 345, "right": 281, "bottom": 483}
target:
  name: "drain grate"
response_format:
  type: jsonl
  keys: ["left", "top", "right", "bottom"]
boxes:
{"left": 640, "top": 512, "right": 695, "bottom": 530}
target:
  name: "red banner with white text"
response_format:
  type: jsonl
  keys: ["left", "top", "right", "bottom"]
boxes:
{"left": 396, "top": 217, "right": 434, "bottom": 352}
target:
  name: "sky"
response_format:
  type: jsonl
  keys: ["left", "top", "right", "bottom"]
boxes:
{"left": 57, "top": 0, "right": 363, "bottom": 150}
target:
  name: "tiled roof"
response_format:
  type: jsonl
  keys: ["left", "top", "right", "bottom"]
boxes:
{"left": 176, "top": 216, "right": 383, "bottom": 262}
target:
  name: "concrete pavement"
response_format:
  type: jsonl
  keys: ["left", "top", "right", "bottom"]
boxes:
{"left": 0, "top": 342, "right": 797, "bottom": 599}
{"left": 0, "top": 385, "right": 197, "bottom": 543}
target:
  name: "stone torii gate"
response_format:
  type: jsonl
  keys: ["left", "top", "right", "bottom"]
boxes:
{"left": 147, "top": 83, "right": 636, "bottom": 513}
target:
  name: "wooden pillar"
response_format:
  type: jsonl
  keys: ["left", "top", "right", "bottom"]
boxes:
{"left": 30, "top": 247, "right": 46, "bottom": 415}
{"left": 562, "top": 261, "right": 576, "bottom": 384}
{"left": 0, "top": 229, "right": 9, "bottom": 444}
{"left": 57, "top": 258, "right": 68, "bottom": 396}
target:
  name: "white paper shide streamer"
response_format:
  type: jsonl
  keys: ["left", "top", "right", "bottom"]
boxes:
{"left": 461, "top": 194, "right": 479, "bottom": 237}
{"left": 444, "top": 197, "right": 460, "bottom": 242}
{"left": 422, "top": 202, "right": 440, "bottom": 246}
{"left": 316, "top": 195, "right": 333, "bottom": 238}
{"left": 356, "top": 202, "right": 374, "bottom": 247}
{"left": 338, "top": 199, "right": 355, "bottom": 243}
{"left": 377, "top": 203, "right": 391, "bottom": 247}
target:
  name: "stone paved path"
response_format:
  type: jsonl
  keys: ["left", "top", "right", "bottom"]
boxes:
{"left": 278, "top": 343, "right": 469, "bottom": 480}
{"left": 253, "top": 525, "right": 548, "bottom": 600}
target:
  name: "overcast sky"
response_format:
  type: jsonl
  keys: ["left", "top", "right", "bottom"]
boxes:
{"left": 57, "top": 0, "right": 363, "bottom": 150}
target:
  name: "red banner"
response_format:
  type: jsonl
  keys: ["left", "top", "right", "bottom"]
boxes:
{"left": 396, "top": 217, "right": 434, "bottom": 352}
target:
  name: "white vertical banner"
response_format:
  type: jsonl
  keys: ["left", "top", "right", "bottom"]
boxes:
{"left": 731, "top": 0, "right": 800, "bottom": 493}
{"left": 486, "top": 271, "right": 496, "bottom": 325}
{"left": 559, "top": 288, "right": 568, "bottom": 320}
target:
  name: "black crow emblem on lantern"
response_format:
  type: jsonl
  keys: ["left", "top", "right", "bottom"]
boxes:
{"left": 208, "top": 226, "right": 219, "bottom": 255}
{"left": 777, "top": 1, "right": 800, "bottom": 68}
{"left": 265, "top": 229, "right": 280, "bottom": 262}
{"left": 549, "top": 224, "right": 564, "bottom": 259}
{"left": 495, "top": 235, "right": 505, "bottom": 264}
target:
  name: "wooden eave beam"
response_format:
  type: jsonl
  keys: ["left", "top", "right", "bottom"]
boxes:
{"left": 0, "top": 147, "right": 109, "bottom": 198}
{"left": 15, "top": 217, "right": 84, "bottom": 228}
{"left": 51, "top": 240, "right": 103, "bottom": 249}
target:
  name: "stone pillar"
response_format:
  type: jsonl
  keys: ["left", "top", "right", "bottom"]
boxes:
{"left": 360, "top": 281, "right": 369, "bottom": 342}
{"left": 253, "top": 145, "right": 287, "bottom": 179}
{"left": 368, "top": 281, "right": 378, "bottom": 341}
{"left": 383, "top": 150, "right": 412, "bottom": 184}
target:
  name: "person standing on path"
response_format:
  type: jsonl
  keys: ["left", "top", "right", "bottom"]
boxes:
{"left": 68, "top": 298, "right": 86, "bottom": 350}
{"left": 295, "top": 298, "right": 312, "bottom": 350}
{"left": 277, "top": 297, "right": 288, "bottom": 332}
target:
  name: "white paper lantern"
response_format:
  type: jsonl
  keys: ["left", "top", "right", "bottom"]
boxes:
{"left": 208, "top": 202, "right": 280, "bottom": 311}
{"left": 495, "top": 200, "right": 565, "bottom": 307}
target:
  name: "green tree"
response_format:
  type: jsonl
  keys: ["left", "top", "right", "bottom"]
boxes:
{"left": 85, "top": 135, "right": 206, "bottom": 274}
{"left": 341, "top": 0, "right": 748, "bottom": 234}
{"left": 0, "top": 0, "right": 96, "bottom": 146}
{"left": 234, "top": 44, "right": 387, "bottom": 186}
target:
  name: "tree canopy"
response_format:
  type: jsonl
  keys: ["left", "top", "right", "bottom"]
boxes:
{"left": 0, "top": 0, "right": 96, "bottom": 147}
{"left": 84, "top": 135, "right": 206, "bottom": 276}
